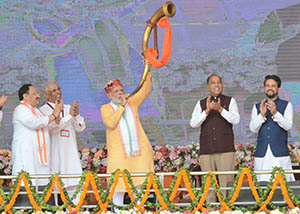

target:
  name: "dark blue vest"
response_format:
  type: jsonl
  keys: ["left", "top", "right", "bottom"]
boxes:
{"left": 254, "top": 98, "right": 289, "bottom": 157}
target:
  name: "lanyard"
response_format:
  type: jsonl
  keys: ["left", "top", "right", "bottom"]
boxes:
{"left": 47, "top": 102, "right": 64, "bottom": 117}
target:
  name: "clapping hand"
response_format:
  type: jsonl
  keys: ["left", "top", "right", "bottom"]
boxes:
{"left": 0, "top": 95, "right": 7, "bottom": 109}
{"left": 206, "top": 96, "right": 223, "bottom": 114}
{"left": 70, "top": 101, "right": 79, "bottom": 117}
{"left": 211, "top": 98, "right": 223, "bottom": 113}
{"left": 260, "top": 99, "right": 267, "bottom": 118}
{"left": 266, "top": 100, "right": 277, "bottom": 115}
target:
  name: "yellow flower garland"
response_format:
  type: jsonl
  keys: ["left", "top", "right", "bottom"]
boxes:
{"left": 55, "top": 177, "right": 73, "bottom": 212}
{"left": 229, "top": 168, "right": 260, "bottom": 204}
{"left": 257, "top": 172, "right": 295, "bottom": 212}
{"left": 4, "top": 173, "right": 42, "bottom": 212}
{"left": 0, "top": 168, "right": 297, "bottom": 213}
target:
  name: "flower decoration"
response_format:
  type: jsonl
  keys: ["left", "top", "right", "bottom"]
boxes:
{"left": 1, "top": 142, "right": 300, "bottom": 176}
{"left": 288, "top": 142, "right": 300, "bottom": 164}
{"left": 153, "top": 142, "right": 199, "bottom": 172}
{"left": 79, "top": 145, "right": 107, "bottom": 173}
{"left": 234, "top": 142, "right": 256, "bottom": 169}
{"left": 0, "top": 149, "right": 12, "bottom": 176}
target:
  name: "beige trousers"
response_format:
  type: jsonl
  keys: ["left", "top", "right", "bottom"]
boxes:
{"left": 199, "top": 152, "right": 235, "bottom": 203}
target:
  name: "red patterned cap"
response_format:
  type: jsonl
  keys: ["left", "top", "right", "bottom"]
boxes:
{"left": 104, "top": 79, "right": 123, "bottom": 93}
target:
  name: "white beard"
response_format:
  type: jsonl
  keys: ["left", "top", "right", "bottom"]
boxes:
{"left": 111, "top": 96, "right": 122, "bottom": 105}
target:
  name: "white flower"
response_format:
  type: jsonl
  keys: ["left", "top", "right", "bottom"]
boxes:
{"left": 209, "top": 211, "right": 221, "bottom": 214}
{"left": 231, "top": 210, "right": 245, "bottom": 214}
{"left": 173, "top": 158, "right": 181, "bottom": 167}
{"left": 256, "top": 211, "right": 268, "bottom": 214}
{"left": 92, "top": 158, "right": 102, "bottom": 168}
{"left": 270, "top": 209, "right": 284, "bottom": 214}
{"left": 55, "top": 211, "right": 66, "bottom": 214}
{"left": 290, "top": 207, "right": 300, "bottom": 214}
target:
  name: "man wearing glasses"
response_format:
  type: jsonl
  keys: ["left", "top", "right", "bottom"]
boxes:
{"left": 100, "top": 63, "right": 154, "bottom": 209}
{"left": 40, "top": 81, "right": 86, "bottom": 204}
{"left": 190, "top": 74, "right": 240, "bottom": 202}
{"left": 11, "top": 84, "right": 63, "bottom": 185}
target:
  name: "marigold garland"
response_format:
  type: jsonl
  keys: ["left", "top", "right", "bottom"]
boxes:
{"left": 211, "top": 172, "right": 231, "bottom": 212}
{"left": 258, "top": 172, "right": 295, "bottom": 212}
{"left": 193, "top": 174, "right": 210, "bottom": 213}
{"left": 99, "top": 170, "right": 121, "bottom": 213}
{"left": 0, "top": 167, "right": 299, "bottom": 213}
{"left": 182, "top": 170, "right": 196, "bottom": 201}
{"left": 120, "top": 171, "right": 144, "bottom": 212}
{"left": 0, "top": 190, "right": 4, "bottom": 205}
{"left": 152, "top": 175, "right": 168, "bottom": 213}
{"left": 229, "top": 168, "right": 260, "bottom": 204}
{"left": 43, "top": 176, "right": 58, "bottom": 203}
{"left": 55, "top": 177, "right": 73, "bottom": 212}
{"left": 21, "top": 173, "right": 42, "bottom": 211}
{"left": 4, "top": 173, "right": 23, "bottom": 212}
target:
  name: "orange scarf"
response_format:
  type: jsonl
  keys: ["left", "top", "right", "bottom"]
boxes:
{"left": 20, "top": 102, "right": 48, "bottom": 165}
{"left": 146, "top": 17, "right": 172, "bottom": 69}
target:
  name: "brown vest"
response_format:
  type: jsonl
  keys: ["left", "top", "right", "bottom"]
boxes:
{"left": 199, "top": 94, "right": 235, "bottom": 155}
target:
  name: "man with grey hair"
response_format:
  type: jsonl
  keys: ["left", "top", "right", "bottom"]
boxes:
{"left": 40, "top": 81, "right": 86, "bottom": 204}
{"left": 190, "top": 74, "right": 240, "bottom": 202}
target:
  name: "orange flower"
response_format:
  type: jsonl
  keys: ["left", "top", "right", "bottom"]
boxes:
{"left": 95, "top": 150, "right": 103, "bottom": 159}
{"left": 81, "top": 148, "right": 90, "bottom": 153}
{"left": 0, "top": 149, "right": 11, "bottom": 158}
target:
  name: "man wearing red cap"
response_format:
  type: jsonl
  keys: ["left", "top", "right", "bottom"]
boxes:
{"left": 101, "top": 65, "right": 154, "bottom": 208}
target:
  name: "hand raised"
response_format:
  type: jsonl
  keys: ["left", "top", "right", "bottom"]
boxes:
{"left": 213, "top": 98, "right": 223, "bottom": 113}
{"left": 0, "top": 95, "right": 7, "bottom": 108}
{"left": 121, "top": 94, "right": 128, "bottom": 106}
{"left": 53, "top": 100, "right": 63, "bottom": 118}
{"left": 260, "top": 99, "right": 267, "bottom": 118}
{"left": 205, "top": 96, "right": 212, "bottom": 114}
{"left": 54, "top": 115, "right": 61, "bottom": 124}
{"left": 71, "top": 101, "right": 79, "bottom": 116}
{"left": 266, "top": 100, "right": 277, "bottom": 115}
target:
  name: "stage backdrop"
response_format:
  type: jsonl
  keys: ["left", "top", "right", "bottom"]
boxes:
{"left": 1, "top": 0, "right": 300, "bottom": 149}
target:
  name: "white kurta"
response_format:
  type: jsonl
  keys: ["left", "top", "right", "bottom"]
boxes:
{"left": 190, "top": 97, "right": 240, "bottom": 128}
{"left": 12, "top": 103, "right": 51, "bottom": 186}
{"left": 40, "top": 102, "right": 85, "bottom": 187}
{"left": 0, "top": 110, "right": 2, "bottom": 122}
{"left": 250, "top": 102, "right": 295, "bottom": 181}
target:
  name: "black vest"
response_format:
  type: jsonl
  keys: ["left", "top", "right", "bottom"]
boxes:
{"left": 199, "top": 94, "right": 235, "bottom": 155}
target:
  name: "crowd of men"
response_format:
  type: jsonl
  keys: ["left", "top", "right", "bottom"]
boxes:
{"left": 0, "top": 71, "right": 296, "bottom": 205}
{"left": 3, "top": 82, "right": 86, "bottom": 204}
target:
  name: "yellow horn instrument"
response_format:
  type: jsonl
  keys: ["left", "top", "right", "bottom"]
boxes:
{"left": 128, "top": 1, "right": 176, "bottom": 98}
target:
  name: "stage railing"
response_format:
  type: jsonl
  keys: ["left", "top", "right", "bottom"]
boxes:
{"left": 0, "top": 168, "right": 300, "bottom": 213}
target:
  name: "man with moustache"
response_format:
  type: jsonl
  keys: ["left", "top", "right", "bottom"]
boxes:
{"left": 0, "top": 95, "right": 7, "bottom": 122}
{"left": 190, "top": 74, "right": 240, "bottom": 202}
{"left": 100, "top": 62, "right": 154, "bottom": 208}
{"left": 250, "top": 75, "right": 295, "bottom": 181}
{"left": 40, "top": 81, "right": 85, "bottom": 203}
{"left": 12, "top": 84, "right": 62, "bottom": 185}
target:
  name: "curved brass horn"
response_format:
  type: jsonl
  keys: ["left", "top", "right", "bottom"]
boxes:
{"left": 128, "top": 1, "right": 176, "bottom": 98}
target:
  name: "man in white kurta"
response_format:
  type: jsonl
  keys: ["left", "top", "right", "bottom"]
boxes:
{"left": 12, "top": 84, "right": 62, "bottom": 185}
{"left": 40, "top": 82, "right": 85, "bottom": 199}
{"left": 249, "top": 75, "right": 295, "bottom": 182}
{"left": 0, "top": 95, "right": 7, "bottom": 123}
